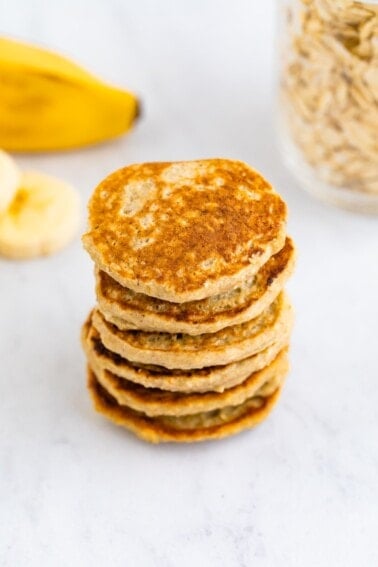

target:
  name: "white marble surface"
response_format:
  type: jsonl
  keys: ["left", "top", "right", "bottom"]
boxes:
{"left": 1, "top": 1, "right": 378, "bottom": 566}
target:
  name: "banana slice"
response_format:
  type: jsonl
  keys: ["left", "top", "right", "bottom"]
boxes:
{"left": 0, "top": 150, "right": 20, "bottom": 213}
{"left": 0, "top": 170, "right": 80, "bottom": 259}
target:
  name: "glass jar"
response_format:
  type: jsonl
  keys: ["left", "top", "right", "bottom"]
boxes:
{"left": 277, "top": 0, "right": 378, "bottom": 214}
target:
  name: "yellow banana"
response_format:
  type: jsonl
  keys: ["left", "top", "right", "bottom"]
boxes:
{"left": 0, "top": 37, "right": 140, "bottom": 151}
{"left": 0, "top": 149, "right": 20, "bottom": 212}
{"left": 0, "top": 170, "right": 80, "bottom": 259}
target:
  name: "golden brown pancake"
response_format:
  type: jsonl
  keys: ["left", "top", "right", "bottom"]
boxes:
{"left": 96, "top": 237, "right": 296, "bottom": 335}
{"left": 89, "top": 348, "right": 288, "bottom": 416}
{"left": 82, "top": 159, "right": 287, "bottom": 302}
{"left": 87, "top": 367, "right": 283, "bottom": 443}
{"left": 91, "top": 293, "right": 292, "bottom": 369}
{"left": 82, "top": 316, "right": 291, "bottom": 393}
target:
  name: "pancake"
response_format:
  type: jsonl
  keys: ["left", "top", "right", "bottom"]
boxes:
{"left": 82, "top": 316, "right": 291, "bottom": 393}
{"left": 87, "top": 367, "right": 283, "bottom": 443}
{"left": 89, "top": 348, "right": 288, "bottom": 417}
{"left": 91, "top": 293, "right": 293, "bottom": 370}
{"left": 96, "top": 237, "right": 296, "bottom": 335}
{"left": 82, "top": 159, "right": 287, "bottom": 303}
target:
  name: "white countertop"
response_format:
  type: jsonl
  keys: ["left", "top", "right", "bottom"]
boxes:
{"left": 1, "top": 1, "right": 378, "bottom": 566}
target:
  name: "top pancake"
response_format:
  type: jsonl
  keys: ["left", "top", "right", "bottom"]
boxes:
{"left": 83, "top": 159, "right": 287, "bottom": 302}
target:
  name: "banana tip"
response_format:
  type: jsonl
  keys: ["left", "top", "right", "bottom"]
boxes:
{"left": 135, "top": 98, "right": 142, "bottom": 121}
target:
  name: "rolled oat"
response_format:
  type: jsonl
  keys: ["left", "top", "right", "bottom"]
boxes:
{"left": 280, "top": 0, "right": 378, "bottom": 196}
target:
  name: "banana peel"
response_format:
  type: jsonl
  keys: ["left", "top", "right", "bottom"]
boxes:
{"left": 0, "top": 37, "right": 140, "bottom": 151}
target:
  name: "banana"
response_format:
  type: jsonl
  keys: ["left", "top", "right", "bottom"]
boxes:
{"left": 0, "top": 150, "right": 20, "bottom": 213}
{"left": 0, "top": 170, "right": 80, "bottom": 259}
{"left": 0, "top": 37, "right": 140, "bottom": 151}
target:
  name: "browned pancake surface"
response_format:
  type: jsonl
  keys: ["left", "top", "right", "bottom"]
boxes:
{"left": 88, "top": 368, "right": 282, "bottom": 443}
{"left": 82, "top": 316, "right": 291, "bottom": 393}
{"left": 83, "top": 159, "right": 287, "bottom": 302}
{"left": 90, "top": 348, "right": 288, "bottom": 416}
{"left": 90, "top": 294, "right": 292, "bottom": 369}
{"left": 96, "top": 237, "right": 295, "bottom": 333}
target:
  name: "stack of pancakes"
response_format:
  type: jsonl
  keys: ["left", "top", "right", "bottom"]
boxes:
{"left": 81, "top": 159, "right": 295, "bottom": 443}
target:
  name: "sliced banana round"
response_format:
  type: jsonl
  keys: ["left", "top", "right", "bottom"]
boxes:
{"left": 0, "top": 170, "right": 80, "bottom": 259}
{"left": 0, "top": 150, "right": 21, "bottom": 214}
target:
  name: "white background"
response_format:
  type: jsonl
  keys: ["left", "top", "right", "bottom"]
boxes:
{"left": 1, "top": 1, "right": 378, "bottom": 566}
